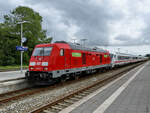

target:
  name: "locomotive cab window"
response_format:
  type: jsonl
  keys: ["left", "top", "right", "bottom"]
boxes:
{"left": 60, "top": 49, "right": 64, "bottom": 56}
{"left": 44, "top": 47, "right": 52, "bottom": 56}
{"left": 32, "top": 47, "right": 53, "bottom": 56}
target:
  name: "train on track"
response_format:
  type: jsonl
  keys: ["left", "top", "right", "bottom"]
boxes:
{"left": 25, "top": 41, "right": 146, "bottom": 85}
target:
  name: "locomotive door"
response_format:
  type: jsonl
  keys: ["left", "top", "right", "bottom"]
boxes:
{"left": 82, "top": 53, "right": 86, "bottom": 65}
{"left": 64, "top": 49, "right": 71, "bottom": 69}
{"left": 100, "top": 54, "right": 103, "bottom": 64}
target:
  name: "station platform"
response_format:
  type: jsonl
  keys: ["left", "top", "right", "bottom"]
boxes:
{"left": 0, "top": 70, "right": 26, "bottom": 82}
{"left": 60, "top": 61, "right": 150, "bottom": 113}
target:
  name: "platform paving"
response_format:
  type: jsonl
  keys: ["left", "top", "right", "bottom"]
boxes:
{"left": 60, "top": 61, "right": 149, "bottom": 113}
{"left": 0, "top": 70, "right": 26, "bottom": 82}
{"left": 104, "top": 62, "right": 150, "bottom": 113}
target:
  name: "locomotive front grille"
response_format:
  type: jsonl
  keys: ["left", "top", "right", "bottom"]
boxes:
{"left": 26, "top": 71, "right": 53, "bottom": 81}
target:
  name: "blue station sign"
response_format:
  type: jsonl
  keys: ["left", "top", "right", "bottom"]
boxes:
{"left": 16, "top": 46, "right": 28, "bottom": 51}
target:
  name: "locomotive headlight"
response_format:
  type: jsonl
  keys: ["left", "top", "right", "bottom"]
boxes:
{"left": 44, "top": 67, "right": 48, "bottom": 71}
{"left": 42, "top": 62, "right": 48, "bottom": 66}
{"left": 30, "top": 62, "right": 35, "bottom": 66}
{"left": 30, "top": 67, "right": 34, "bottom": 70}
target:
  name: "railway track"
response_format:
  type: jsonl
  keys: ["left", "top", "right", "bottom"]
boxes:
{"left": 0, "top": 82, "right": 62, "bottom": 105}
{"left": 0, "top": 62, "right": 144, "bottom": 112}
{"left": 30, "top": 62, "right": 144, "bottom": 113}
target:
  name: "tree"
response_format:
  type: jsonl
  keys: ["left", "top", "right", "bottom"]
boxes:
{"left": 40, "top": 37, "right": 53, "bottom": 44}
{"left": 0, "top": 6, "right": 52, "bottom": 66}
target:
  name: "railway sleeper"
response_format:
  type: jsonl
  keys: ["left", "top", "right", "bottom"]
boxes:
{"left": 69, "top": 97, "right": 80, "bottom": 101}
{"left": 58, "top": 102, "right": 69, "bottom": 107}
{"left": 81, "top": 91, "right": 91, "bottom": 94}
{"left": 55, "top": 103, "right": 67, "bottom": 108}
{"left": 60, "top": 101, "right": 72, "bottom": 107}
{"left": 51, "top": 105, "right": 64, "bottom": 110}
{"left": 43, "top": 110, "right": 55, "bottom": 113}
{"left": 74, "top": 95, "right": 84, "bottom": 98}
{"left": 45, "top": 108, "right": 60, "bottom": 113}
{"left": 86, "top": 88, "right": 96, "bottom": 92}
{"left": 64, "top": 99, "right": 75, "bottom": 104}
{"left": 78, "top": 93, "right": 88, "bottom": 96}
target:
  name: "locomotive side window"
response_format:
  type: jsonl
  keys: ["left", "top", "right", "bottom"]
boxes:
{"left": 60, "top": 49, "right": 64, "bottom": 56}
{"left": 33, "top": 47, "right": 52, "bottom": 56}
{"left": 33, "top": 48, "right": 43, "bottom": 56}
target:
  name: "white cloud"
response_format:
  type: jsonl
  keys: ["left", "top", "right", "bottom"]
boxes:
{"left": 1, "top": 0, "right": 150, "bottom": 54}
{"left": 107, "top": 0, "right": 147, "bottom": 46}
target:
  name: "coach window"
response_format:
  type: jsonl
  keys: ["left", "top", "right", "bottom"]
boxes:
{"left": 60, "top": 49, "right": 64, "bottom": 56}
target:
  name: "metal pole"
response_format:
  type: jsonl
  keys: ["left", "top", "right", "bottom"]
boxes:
{"left": 21, "top": 23, "right": 23, "bottom": 73}
{"left": 118, "top": 48, "right": 120, "bottom": 53}
{"left": 81, "top": 39, "right": 87, "bottom": 47}
{"left": 18, "top": 21, "right": 30, "bottom": 73}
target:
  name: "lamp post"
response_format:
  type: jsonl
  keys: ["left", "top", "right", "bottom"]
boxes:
{"left": 81, "top": 38, "right": 87, "bottom": 47}
{"left": 118, "top": 48, "right": 120, "bottom": 53}
{"left": 17, "top": 21, "right": 29, "bottom": 73}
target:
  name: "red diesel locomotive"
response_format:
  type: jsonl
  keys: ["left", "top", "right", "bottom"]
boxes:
{"left": 25, "top": 41, "right": 111, "bottom": 85}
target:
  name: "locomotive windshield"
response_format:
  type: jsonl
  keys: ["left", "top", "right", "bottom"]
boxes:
{"left": 32, "top": 47, "right": 53, "bottom": 56}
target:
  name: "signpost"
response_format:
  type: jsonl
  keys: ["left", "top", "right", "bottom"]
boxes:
{"left": 17, "top": 21, "right": 30, "bottom": 73}
{"left": 16, "top": 46, "right": 28, "bottom": 51}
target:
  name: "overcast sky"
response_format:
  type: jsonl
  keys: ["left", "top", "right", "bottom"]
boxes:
{"left": 0, "top": 0, "right": 150, "bottom": 55}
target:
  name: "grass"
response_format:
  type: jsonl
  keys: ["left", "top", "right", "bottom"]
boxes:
{"left": 0, "top": 65, "right": 28, "bottom": 71}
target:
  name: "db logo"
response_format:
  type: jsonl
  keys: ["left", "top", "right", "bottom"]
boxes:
{"left": 37, "top": 62, "right": 41, "bottom": 65}
{"left": 38, "top": 57, "right": 42, "bottom": 61}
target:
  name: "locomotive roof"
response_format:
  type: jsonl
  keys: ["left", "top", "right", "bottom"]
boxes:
{"left": 55, "top": 41, "right": 108, "bottom": 53}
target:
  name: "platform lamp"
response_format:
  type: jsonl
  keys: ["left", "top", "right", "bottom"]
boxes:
{"left": 72, "top": 38, "right": 77, "bottom": 44}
